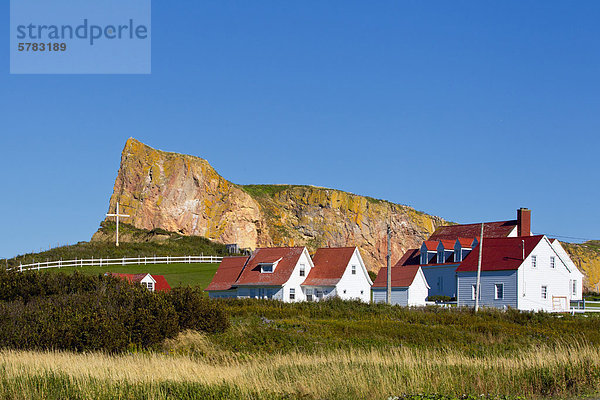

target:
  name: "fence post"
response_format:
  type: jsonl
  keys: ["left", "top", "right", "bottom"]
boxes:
{"left": 19, "top": 264, "right": 22, "bottom": 272}
{"left": 122, "top": 257, "right": 125, "bottom": 266}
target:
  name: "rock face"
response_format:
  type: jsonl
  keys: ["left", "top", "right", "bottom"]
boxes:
{"left": 96, "top": 138, "right": 446, "bottom": 270}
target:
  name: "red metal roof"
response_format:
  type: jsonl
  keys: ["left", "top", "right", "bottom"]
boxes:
{"left": 438, "top": 239, "right": 455, "bottom": 249}
{"left": 302, "top": 247, "right": 356, "bottom": 286}
{"left": 153, "top": 275, "right": 172, "bottom": 292}
{"left": 456, "top": 237, "right": 476, "bottom": 248}
{"left": 372, "top": 265, "right": 421, "bottom": 288}
{"left": 235, "top": 247, "right": 306, "bottom": 286}
{"left": 205, "top": 256, "right": 249, "bottom": 291}
{"left": 395, "top": 249, "right": 420, "bottom": 267}
{"left": 422, "top": 240, "right": 438, "bottom": 251}
{"left": 110, "top": 273, "right": 171, "bottom": 292}
{"left": 456, "top": 235, "right": 544, "bottom": 272}
{"left": 429, "top": 220, "right": 517, "bottom": 241}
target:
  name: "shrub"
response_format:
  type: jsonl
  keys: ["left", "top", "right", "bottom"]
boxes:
{"left": 166, "top": 287, "right": 229, "bottom": 333}
{"left": 0, "top": 270, "right": 233, "bottom": 352}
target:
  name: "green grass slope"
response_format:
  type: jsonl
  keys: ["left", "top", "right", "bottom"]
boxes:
{"left": 40, "top": 262, "right": 220, "bottom": 289}
{"left": 2, "top": 222, "right": 229, "bottom": 269}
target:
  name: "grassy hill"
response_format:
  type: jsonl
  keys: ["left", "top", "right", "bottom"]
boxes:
{"left": 1, "top": 222, "right": 229, "bottom": 269}
{"left": 40, "top": 262, "right": 219, "bottom": 289}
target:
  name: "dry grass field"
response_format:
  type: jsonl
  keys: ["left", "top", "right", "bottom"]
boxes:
{"left": 0, "top": 332, "right": 598, "bottom": 399}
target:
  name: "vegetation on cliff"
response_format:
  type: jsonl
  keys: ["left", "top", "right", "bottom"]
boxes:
{"left": 563, "top": 240, "right": 600, "bottom": 291}
{"left": 1, "top": 222, "right": 227, "bottom": 269}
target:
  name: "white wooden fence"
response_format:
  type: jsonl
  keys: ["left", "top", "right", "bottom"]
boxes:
{"left": 14, "top": 255, "right": 223, "bottom": 272}
{"left": 571, "top": 300, "right": 600, "bottom": 314}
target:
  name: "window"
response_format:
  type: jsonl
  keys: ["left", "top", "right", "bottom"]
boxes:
{"left": 289, "top": 288, "right": 295, "bottom": 301}
{"left": 343, "top": 289, "right": 347, "bottom": 294}
{"left": 142, "top": 282, "right": 154, "bottom": 291}
{"left": 494, "top": 284, "right": 504, "bottom": 300}
{"left": 471, "top": 284, "right": 481, "bottom": 300}
{"left": 260, "top": 263, "right": 274, "bottom": 273}
{"left": 531, "top": 256, "right": 537, "bottom": 269}
{"left": 550, "top": 256, "right": 555, "bottom": 269}
{"left": 316, "top": 289, "right": 323, "bottom": 299}
{"left": 299, "top": 264, "right": 305, "bottom": 277}
{"left": 572, "top": 280, "right": 577, "bottom": 296}
{"left": 360, "top": 290, "right": 364, "bottom": 295}
{"left": 351, "top": 265, "right": 356, "bottom": 275}
{"left": 306, "top": 288, "right": 313, "bottom": 301}
{"left": 541, "top": 285, "right": 547, "bottom": 299}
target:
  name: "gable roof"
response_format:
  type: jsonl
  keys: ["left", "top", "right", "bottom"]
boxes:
{"left": 430, "top": 220, "right": 517, "bottom": 241}
{"left": 372, "top": 265, "right": 423, "bottom": 288}
{"left": 205, "top": 256, "right": 249, "bottom": 291}
{"left": 152, "top": 275, "right": 172, "bottom": 292}
{"left": 438, "top": 239, "right": 455, "bottom": 250}
{"left": 235, "top": 247, "right": 307, "bottom": 286}
{"left": 395, "top": 248, "right": 420, "bottom": 267}
{"left": 302, "top": 247, "right": 356, "bottom": 286}
{"left": 456, "top": 237, "right": 476, "bottom": 248}
{"left": 422, "top": 240, "right": 438, "bottom": 251}
{"left": 456, "top": 235, "right": 545, "bottom": 272}
{"left": 109, "top": 273, "right": 171, "bottom": 292}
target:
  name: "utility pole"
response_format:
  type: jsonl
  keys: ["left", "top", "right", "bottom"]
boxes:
{"left": 474, "top": 223, "right": 484, "bottom": 312}
{"left": 386, "top": 224, "right": 392, "bottom": 304}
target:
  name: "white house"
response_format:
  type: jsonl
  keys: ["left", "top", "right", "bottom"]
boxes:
{"left": 301, "top": 247, "right": 372, "bottom": 303}
{"left": 109, "top": 272, "right": 171, "bottom": 292}
{"left": 206, "top": 246, "right": 373, "bottom": 302}
{"left": 371, "top": 266, "right": 430, "bottom": 306}
{"left": 456, "top": 235, "right": 583, "bottom": 311}
{"left": 206, "top": 247, "right": 314, "bottom": 302}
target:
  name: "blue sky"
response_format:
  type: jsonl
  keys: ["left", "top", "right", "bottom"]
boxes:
{"left": 1, "top": 1, "right": 599, "bottom": 258}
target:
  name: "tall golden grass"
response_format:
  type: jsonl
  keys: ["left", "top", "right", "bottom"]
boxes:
{"left": 0, "top": 331, "right": 598, "bottom": 399}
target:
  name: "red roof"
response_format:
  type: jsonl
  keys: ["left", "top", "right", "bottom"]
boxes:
{"left": 430, "top": 220, "right": 517, "bottom": 241}
{"left": 302, "top": 247, "right": 356, "bottom": 286}
{"left": 456, "top": 237, "right": 476, "bottom": 248}
{"left": 456, "top": 235, "right": 544, "bottom": 272}
{"left": 372, "top": 265, "right": 422, "bottom": 288}
{"left": 235, "top": 247, "right": 306, "bottom": 286}
{"left": 205, "top": 256, "right": 248, "bottom": 291}
{"left": 438, "top": 239, "right": 455, "bottom": 249}
{"left": 395, "top": 249, "right": 420, "bottom": 267}
{"left": 422, "top": 240, "right": 438, "bottom": 251}
{"left": 153, "top": 275, "right": 172, "bottom": 292}
{"left": 110, "top": 273, "right": 171, "bottom": 292}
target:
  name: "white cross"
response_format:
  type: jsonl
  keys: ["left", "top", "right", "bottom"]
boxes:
{"left": 106, "top": 202, "right": 130, "bottom": 247}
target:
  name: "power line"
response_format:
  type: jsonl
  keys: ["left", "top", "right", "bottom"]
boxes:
{"left": 532, "top": 232, "right": 596, "bottom": 242}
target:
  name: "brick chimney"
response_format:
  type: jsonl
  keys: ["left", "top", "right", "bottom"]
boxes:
{"left": 517, "top": 208, "right": 531, "bottom": 237}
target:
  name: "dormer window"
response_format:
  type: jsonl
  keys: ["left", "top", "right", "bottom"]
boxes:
{"left": 421, "top": 250, "right": 428, "bottom": 265}
{"left": 438, "top": 250, "right": 444, "bottom": 263}
{"left": 260, "top": 263, "right": 275, "bottom": 273}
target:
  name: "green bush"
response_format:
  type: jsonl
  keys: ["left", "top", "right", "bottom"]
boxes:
{"left": 0, "top": 270, "right": 229, "bottom": 352}
{"left": 166, "top": 287, "right": 229, "bottom": 333}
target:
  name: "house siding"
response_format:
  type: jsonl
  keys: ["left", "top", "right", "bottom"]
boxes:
{"left": 518, "top": 239, "right": 582, "bottom": 311}
{"left": 372, "top": 288, "right": 408, "bottom": 305}
{"left": 208, "top": 290, "right": 238, "bottom": 299}
{"left": 457, "top": 270, "right": 518, "bottom": 309}
{"left": 421, "top": 264, "right": 458, "bottom": 298}
{"left": 335, "top": 250, "right": 372, "bottom": 302}
{"left": 407, "top": 271, "right": 429, "bottom": 306}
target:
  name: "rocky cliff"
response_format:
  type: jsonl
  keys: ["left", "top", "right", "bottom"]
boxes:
{"left": 94, "top": 138, "right": 446, "bottom": 269}
{"left": 562, "top": 241, "right": 600, "bottom": 292}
